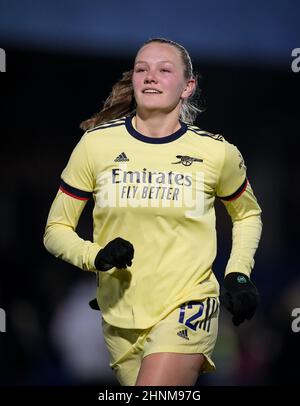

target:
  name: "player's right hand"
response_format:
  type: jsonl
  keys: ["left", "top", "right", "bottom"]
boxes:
{"left": 94, "top": 237, "right": 134, "bottom": 271}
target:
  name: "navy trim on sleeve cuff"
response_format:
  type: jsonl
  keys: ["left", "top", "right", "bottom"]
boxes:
{"left": 218, "top": 177, "right": 248, "bottom": 201}
{"left": 59, "top": 179, "right": 92, "bottom": 201}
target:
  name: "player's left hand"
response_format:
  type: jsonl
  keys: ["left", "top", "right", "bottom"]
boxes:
{"left": 220, "top": 272, "right": 259, "bottom": 326}
{"left": 89, "top": 298, "right": 100, "bottom": 311}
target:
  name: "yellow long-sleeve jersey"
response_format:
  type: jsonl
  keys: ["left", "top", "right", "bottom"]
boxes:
{"left": 44, "top": 116, "right": 262, "bottom": 329}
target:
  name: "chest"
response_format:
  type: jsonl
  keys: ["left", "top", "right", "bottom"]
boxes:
{"left": 92, "top": 140, "right": 219, "bottom": 219}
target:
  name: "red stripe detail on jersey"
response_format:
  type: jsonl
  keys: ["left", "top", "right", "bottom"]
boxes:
{"left": 226, "top": 179, "right": 248, "bottom": 201}
{"left": 59, "top": 186, "right": 89, "bottom": 201}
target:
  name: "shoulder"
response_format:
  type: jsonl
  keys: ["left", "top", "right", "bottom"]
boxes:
{"left": 186, "top": 123, "right": 224, "bottom": 142}
{"left": 86, "top": 117, "right": 127, "bottom": 134}
{"left": 82, "top": 117, "right": 127, "bottom": 149}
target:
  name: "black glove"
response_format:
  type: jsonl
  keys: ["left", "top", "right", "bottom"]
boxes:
{"left": 94, "top": 237, "right": 134, "bottom": 271}
{"left": 220, "top": 272, "right": 259, "bottom": 326}
{"left": 89, "top": 298, "right": 100, "bottom": 310}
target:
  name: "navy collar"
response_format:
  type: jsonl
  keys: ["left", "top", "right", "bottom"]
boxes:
{"left": 125, "top": 115, "right": 187, "bottom": 144}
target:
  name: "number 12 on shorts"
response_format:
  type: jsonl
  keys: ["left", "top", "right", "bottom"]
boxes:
{"left": 179, "top": 302, "right": 204, "bottom": 331}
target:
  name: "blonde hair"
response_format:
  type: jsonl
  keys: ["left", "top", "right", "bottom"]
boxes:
{"left": 80, "top": 38, "right": 203, "bottom": 130}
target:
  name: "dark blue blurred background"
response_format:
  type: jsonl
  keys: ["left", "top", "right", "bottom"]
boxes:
{"left": 0, "top": 0, "right": 299, "bottom": 386}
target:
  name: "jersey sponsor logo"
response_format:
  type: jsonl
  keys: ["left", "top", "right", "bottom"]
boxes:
{"left": 177, "top": 329, "right": 189, "bottom": 340}
{"left": 111, "top": 167, "right": 192, "bottom": 187}
{"left": 95, "top": 164, "right": 205, "bottom": 218}
{"left": 172, "top": 155, "right": 203, "bottom": 166}
{"left": 114, "top": 152, "right": 130, "bottom": 162}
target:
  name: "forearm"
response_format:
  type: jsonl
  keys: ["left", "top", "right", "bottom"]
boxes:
{"left": 44, "top": 224, "right": 100, "bottom": 271}
{"left": 222, "top": 185, "right": 262, "bottom": 277}
{"left": 43, "top": 191, "right": 100, "bottom": 272}
{"left": 225, "top": 214, "right": 262, "bottom": 276}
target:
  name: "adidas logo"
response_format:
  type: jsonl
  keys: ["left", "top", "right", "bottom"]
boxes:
{"left": 177, "top": 329, "right": 189, "bottom": 340}
{"left": 114, "top": 152, "right": 129, "bottom": 162}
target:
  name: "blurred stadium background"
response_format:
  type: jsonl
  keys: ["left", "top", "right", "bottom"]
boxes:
{"left": 0, "top": 0, "right": 300, "bottom": 386}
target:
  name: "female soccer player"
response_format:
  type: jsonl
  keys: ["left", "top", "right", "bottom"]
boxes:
{"left": 44, "top": 38, "right": 262, "bottom": 386}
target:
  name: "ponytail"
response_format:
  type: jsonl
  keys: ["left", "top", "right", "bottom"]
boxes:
{"left": 80, "top": 70, "right": 135, "bottom": 131}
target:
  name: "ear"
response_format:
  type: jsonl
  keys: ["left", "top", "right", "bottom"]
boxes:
{"left": 181, "top": 79, "right": 196, "bottom": 100}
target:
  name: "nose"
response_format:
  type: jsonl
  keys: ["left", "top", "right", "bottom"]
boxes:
{"left": 144, "top": 70, "right": 158, "bottom": 84}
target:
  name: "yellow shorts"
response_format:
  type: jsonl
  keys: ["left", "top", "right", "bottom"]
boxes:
{"left": 102, "top": 298, "right": 219, "bottom": 386}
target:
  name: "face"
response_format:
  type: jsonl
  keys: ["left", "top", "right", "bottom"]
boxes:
{"left": 132, "top": 43, "right": 195, "bottom": 116}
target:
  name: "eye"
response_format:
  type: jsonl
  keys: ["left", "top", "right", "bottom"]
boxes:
{"left": 161, "top": 69, "right": 170, "bottom": 72}
{"left": 135, "top": 68, "right": 145, "bottom": 72}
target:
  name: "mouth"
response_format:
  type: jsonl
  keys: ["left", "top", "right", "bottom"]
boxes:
{"left": 142, "top": 88, "right": 162, "bottom": 94}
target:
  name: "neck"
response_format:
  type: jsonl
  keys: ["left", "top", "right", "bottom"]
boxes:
{"left": 134, "top": 109, "right": 181, "bottom": 138}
